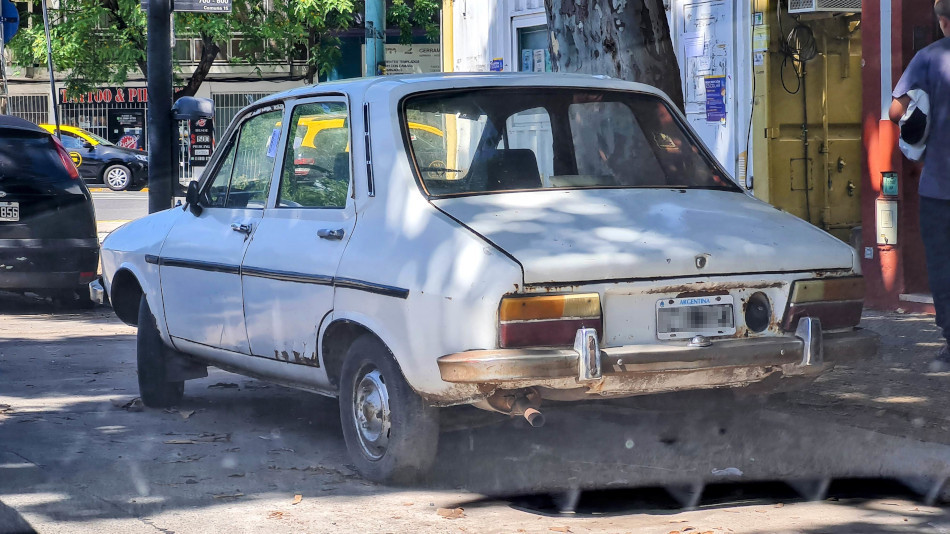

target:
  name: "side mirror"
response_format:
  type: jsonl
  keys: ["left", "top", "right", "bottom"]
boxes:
{"left": 185, "top": 181, "right": 203, "bottom": 216}
{"left": 82, "top": 141, "right": 94, "bottom": 150}
{"left": 173, "top": 97, "right": 214, "bottom": 121}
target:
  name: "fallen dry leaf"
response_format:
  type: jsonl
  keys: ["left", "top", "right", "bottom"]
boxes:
{"left": 774, "top": 503, "right": 784, "bottom": 508}
{"left": 111, "top": 397, "right": 144, "bottom": 412}
{"left": 437, "top": 507, "right": 465, "bottom": 519}
{"left": 292, "top": 494, "right": 302, "bottom": 505}
{"left": 550, "top": 527, "right": 571, "bottom": 533}
{"left": 267, "top": 511, "right": 284, "bottom": 520}
{"left": 402, "top": 502, "right": 414, "bottom": 506}
{"left": 208, "top": 382, "right": 239, "bottom": 389}
{"left": 212, "top": 492, "right": 244, "bottom": 499}
{"left": 180, "top": 410, "right": 196, "bottom": 420}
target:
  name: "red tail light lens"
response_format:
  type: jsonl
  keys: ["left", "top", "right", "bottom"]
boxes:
{"left": 499, "top": 293, "right": 603, "bottom": 348}
{"left": 51, "top": 136, "right": 81, "bottom": 180}
{"left": 782, "top": 277, "right": 865, "bottom": 331}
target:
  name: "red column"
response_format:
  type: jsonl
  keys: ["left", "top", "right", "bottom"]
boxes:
{"left": 861, "top": 0, "right": 936, "bottom": 313}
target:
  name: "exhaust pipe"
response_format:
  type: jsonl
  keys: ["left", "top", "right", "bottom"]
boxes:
{"left": 514, "top": 396, "right": 545, "bottom": 428}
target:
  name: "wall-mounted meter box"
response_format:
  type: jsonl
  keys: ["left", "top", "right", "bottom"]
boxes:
{"left": 882, "top": 172, "right": 899, "bottom": 197}
{"left": 876, "top": 199, "right": 898, "bottom": 245}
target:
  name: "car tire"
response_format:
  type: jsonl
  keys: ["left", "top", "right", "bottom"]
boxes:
{"left": 103, "top": 164, "right": 132, "bottom": 191}
{"left": 137, "top": 295, "right": 184, "bottom": 408}
{"left": 338, "top": 335, "right": 439, "bottom": 484}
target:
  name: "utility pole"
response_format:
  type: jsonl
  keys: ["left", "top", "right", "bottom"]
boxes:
{"left": 365, "top": 0, "right": 385, "bottom": 76}
{"left": 40, "top": 0, "right": 59, "bottom": 136}
{"left": 147, "top": 0, "right": 173, "bottom": 213}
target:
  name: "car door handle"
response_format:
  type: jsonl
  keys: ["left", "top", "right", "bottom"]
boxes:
{"left": 230, "top": 223, "right": 252, "bottom": 235}
{"left": 318, "top": 228, "right": 345, "bottom": 240}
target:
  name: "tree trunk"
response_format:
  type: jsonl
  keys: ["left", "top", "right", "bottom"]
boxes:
{"left": 543, "top": 0, "right": 685, "bottom": 111}
{"left": 174, "top": 35, "right": 219, "bottom": 100}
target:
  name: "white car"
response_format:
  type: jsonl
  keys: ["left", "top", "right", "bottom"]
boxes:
{"left": 92, "top": 73, "right": 878, "bottom": 483}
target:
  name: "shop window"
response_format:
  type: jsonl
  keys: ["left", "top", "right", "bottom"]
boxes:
{"left": 517, "top": 25, "right": 551, "bottom": 73}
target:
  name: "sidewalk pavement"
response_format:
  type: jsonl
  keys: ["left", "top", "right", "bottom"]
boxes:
{"left": 785, "top": 310, "right": 950, "bottom": 446}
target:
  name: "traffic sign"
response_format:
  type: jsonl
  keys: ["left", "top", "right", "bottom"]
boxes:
{"left": 1, "top": 0, "right": 19, "bottom": 44}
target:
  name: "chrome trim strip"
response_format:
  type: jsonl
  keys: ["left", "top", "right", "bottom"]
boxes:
{"left": 241, "top": 266, "right": 333, "bottom": 286}
{"left": 152, "top": 256, "right": 408, "bottom": 298}
{"left": 363, "top": 103, "right": 375, "bottom": 197}
{"left": 160, "top": 257, "right": 241, "bottom": 275}
{"left": 334, "top": 277, "right": 409, "bottom": 299}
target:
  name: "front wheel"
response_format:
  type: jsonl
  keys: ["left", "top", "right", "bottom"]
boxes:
{"left": 103, "top": 164, "right": 132, "bottom": 191}
{"left": 137, "top": 295, "right": 184, "bottom": 407}
{"left": 338, "top": 335, "right": 439, "bottom": 484}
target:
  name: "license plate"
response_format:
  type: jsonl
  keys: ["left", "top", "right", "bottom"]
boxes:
{"left": 656, "top": 295, "right": 736, "bottom": 340}
{"left": 0, "top": 202, "right": 19, "bottom": 222}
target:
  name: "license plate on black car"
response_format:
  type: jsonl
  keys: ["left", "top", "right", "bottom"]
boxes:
{"left": 0, "top": 202, "right": 19, "bottom": 222}
{"left": 656, "top": 295, "right": 736, "bottom": 339}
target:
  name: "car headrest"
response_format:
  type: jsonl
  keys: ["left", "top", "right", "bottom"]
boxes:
{"left": 485, "top": 149, "right": 542, "bottom": 191}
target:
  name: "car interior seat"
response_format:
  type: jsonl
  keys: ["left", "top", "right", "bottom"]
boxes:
{"left": 484, "top": 149, "right": 542, "bottom": 191}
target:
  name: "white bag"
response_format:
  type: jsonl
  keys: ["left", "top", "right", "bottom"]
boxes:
{"left": 899, "top": 88, "right": 930, "bottom": 162}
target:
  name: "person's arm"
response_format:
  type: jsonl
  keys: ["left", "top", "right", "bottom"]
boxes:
{"left": 889, "top": 95, "right": 912, "bottom": 124}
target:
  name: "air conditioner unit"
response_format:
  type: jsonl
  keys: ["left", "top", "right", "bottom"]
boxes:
{"left": 788, "top": 0, "right": 861, "bottom": 13}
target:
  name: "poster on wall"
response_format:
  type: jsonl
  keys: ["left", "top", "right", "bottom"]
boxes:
{"left": 704, "top": 75, "right": 727, "bottom": 122}
{"left": 108, "top": 110, "right": 146, "bottom": 150}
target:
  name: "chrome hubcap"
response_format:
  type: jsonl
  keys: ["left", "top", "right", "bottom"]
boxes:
{"left": 107, "top": 168, "right": 129, "bottom": 188}
{"left": 352, "top": 368, "right": 391, "bottom": 460}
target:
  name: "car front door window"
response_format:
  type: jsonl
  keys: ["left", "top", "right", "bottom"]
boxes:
{"left": 204, "top": 109, "right": 282, "bottom": 209}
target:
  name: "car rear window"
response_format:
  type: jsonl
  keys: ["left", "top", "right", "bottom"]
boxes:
{"left": 402, "top": 88, "right": 740, "bottom": 197}
{"left": 0, "top": 130, "right": 72, "bottom": 183}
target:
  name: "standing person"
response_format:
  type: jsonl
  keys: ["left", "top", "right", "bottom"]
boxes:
{"left": 889, "top": 0, "right": 950, "bottom": 366}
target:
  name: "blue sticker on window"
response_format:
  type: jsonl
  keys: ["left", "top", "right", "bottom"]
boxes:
{"left": 266, "top": 128, "right": 280, "bottom": 158}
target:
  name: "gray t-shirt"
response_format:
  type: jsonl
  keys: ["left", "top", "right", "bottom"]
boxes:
{"left": 894, "top": 37, "right": 950, "bottom": 200}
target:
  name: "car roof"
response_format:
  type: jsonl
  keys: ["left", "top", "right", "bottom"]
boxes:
{"left": 0, "top": 115, "right": 50, "bottom": 135}
{"left": 255, "top": 72, "right": 664, "bottom": 107}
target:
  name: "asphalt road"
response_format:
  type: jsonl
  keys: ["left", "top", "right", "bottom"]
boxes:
{"left": 0, "top": 297, "right": 948, "bottom": 532}
{"left": 90, "top": 190, "right": 149, "bottom": 226}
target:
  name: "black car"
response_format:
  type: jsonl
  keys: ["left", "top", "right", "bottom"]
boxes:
{"left": 0, "top": 116, "right": 99, "bottom": 306}
{"left": 40, "top": 124, "right": 148, "bottom": 191}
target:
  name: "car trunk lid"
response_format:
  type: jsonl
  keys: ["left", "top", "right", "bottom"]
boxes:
{"left": 432, "top": 188, "right": 855, "bottom": 285}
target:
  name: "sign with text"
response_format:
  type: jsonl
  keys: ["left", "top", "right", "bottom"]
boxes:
{"left": 174, "top": 0, "right": 232, "bottom": 12}
{"left": 381, "top": 44, "right": 441, "bottom": 75}
{"left": 189, "top": 117, "right": 214, "bottom": 165}
{"left": 60, "top": 87, "right": 148, "bottom": 105}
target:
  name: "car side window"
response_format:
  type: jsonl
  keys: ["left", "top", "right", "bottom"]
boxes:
{"left": 204, "top": 143, "right": 237, "bottom": 208}
{"left": 203, "top": 108, "right": 283, "bottom": 209}
{"left": 225, "top": 110, "right": 283, "bottom": 209}
{"left": 277, "top": 102, "right": 350, "bottom": 209}
{"left": 59, "top": 133, "right": 84, "bottom": 150}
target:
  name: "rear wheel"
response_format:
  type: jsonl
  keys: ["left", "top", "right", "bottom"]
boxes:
{"left": 137, "top": 295, "right": 184, "bottom": 407}
{"left": 103, "top": 164, "right": 132, "bottom": 191}
{"left": 338, "top": 335, "right": 439, "bottom": 484}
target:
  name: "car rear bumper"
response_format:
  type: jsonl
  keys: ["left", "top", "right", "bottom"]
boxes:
{"left": 88, "top": 278, "right": 106, "bottom": 305}
{"left": 437, "top": 320, "right": 879, "bottom": 398}
{"left": 0, "top": 238, "right": 99, "bottom": 289}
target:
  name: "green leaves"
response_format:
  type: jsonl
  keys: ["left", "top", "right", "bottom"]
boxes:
{"left": 7, "top": 0, "right": 439, "bottom": 97}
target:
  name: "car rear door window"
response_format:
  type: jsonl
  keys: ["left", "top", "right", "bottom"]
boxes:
{"left": 277, "top": 102, "right": 350, "bottom": 208}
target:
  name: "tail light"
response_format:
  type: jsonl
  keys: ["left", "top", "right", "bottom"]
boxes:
{"left": 782, "top": 276, "right": 865, "bottom": 331}
{"left": 50, "top": 136, "right": 80, "bottom": 180}
{"left": 499, "top": 293, "right": 602, "bottom": 348}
